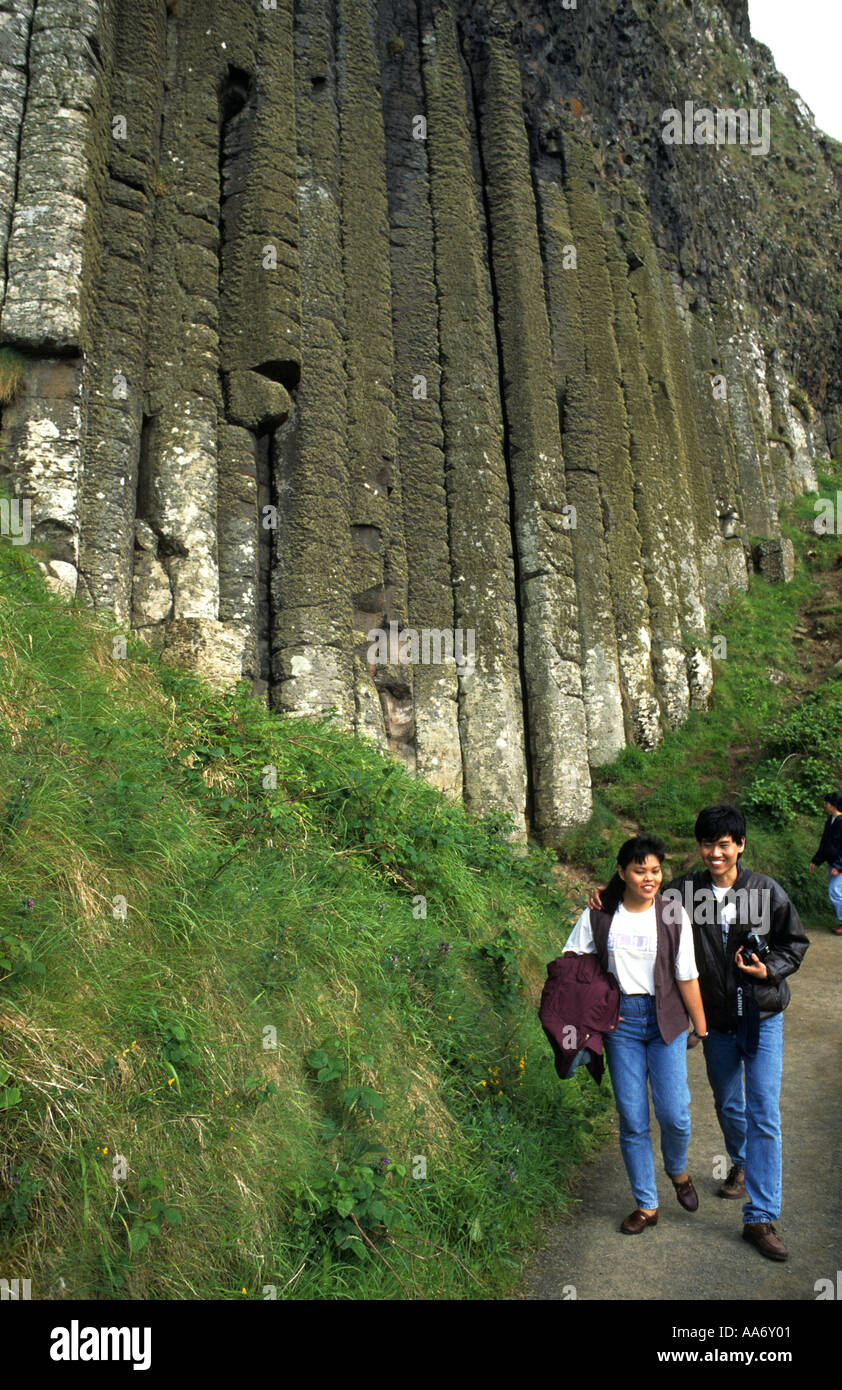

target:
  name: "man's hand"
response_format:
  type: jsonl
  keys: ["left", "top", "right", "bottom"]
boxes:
{"left": 832, "top": 868, "right": 840, "bottom": 878}
{"left": 587, "top": 885, "right": 605, "bottom": 911}
{"left": 735, "top": 947, "right": 768, "bottom": 980}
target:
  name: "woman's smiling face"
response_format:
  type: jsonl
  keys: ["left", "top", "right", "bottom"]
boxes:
{"left": 618, "top": 854, "right": 662, "bottom": 902}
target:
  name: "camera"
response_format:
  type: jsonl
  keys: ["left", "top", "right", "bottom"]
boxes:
{"left": 742, "top": 931, "right": 770, "bottom": 964}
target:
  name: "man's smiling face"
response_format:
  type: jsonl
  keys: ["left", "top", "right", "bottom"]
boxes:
{"left": 699, "top": 834, "right": 745, "bottom": 883}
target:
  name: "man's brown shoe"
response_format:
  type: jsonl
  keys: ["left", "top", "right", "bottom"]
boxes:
{"left": 742, "top": 1222, "right": 788, "bottom": 1261}
{"left": 671, "top": 1176, "right": 699, "bottom": 1211}
{"left": 719, "top": 1165, "right": 746, "bottom": 1198}
{"left": 621, "top": 1208, "right": 659, "bottom": 1234}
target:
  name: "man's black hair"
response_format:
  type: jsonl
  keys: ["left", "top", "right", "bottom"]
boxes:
{"left": 694, "top": 803, "right": 746, "bottom": 845}
{"left": 825, "top": 792, "right": 842, "bottom": 810}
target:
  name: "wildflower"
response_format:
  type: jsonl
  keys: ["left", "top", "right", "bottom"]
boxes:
{"left": 447, "top": 1015, "right": 452, "bottom": 1021}
{"left": 480, "top": 1081, "right": 486, "bottom": 1087}
{"left": 26, "top": 897, "right": 34, "bottom": 909}
{"left": 168, "top": 1078, "right": 174, "bottom": 1086}
{"left": 242, "top": 1288, "right": 247, "bottom": 1295}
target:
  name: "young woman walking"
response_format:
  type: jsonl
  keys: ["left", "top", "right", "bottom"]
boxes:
{"left": 564, "top": 836, "right": 708, "bottom": 1233}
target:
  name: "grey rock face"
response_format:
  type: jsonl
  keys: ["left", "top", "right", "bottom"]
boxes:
{"left": 1, "top": 0, "right": 839, "bottom": 844}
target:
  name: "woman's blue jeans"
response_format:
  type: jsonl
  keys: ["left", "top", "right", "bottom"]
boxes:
{"left": 828, "top": 868, "right": 842, "bottom": 923}
{"left": 603, "top": 994, "right": 691, "bottom": 1211}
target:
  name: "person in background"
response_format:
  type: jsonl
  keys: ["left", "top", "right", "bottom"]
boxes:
{"left": 808, "top": 792, "right": 842, "bottom": 936}
{"left": 565, "top": 835, "right": 707, "bottom": 1235}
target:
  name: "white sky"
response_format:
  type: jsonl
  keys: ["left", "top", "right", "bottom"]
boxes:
{"left": 747, "top": 0, "right": 842, "bottom": 140}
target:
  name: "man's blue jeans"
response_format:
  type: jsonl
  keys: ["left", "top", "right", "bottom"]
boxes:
{"left": 603, "top": 994, "right": 691, "bottom": 1211}
{"left": 828, "top": 868, "right": 842, "bottom": 923}
{"left": 702, "top": 1012, "right": 784, "bottom": 1225}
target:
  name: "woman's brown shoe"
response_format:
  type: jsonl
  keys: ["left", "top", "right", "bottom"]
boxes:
{"left": 621, "top": 1208, "right": 659, "bottom": 1234}
{"left": 671, "top": 1175, "right": 699, "bottom": 1211}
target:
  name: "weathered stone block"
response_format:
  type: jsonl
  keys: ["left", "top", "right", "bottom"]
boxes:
{"left": 756, "top": 536, "right": 795, "bottom": 583}
{"left": 222, "top": 370, "right": 291, "bottom": 432}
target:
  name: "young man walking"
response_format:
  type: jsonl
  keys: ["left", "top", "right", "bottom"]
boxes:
{"left": 808, "top": 792, "right": 842, "bottom": 935}
{"left": 590, "top": 803, "right": 809, "bottom": 1260}
{"left": 662, "top": 804, "right": 809, "bottom": 1261}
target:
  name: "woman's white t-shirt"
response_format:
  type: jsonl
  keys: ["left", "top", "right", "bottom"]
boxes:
{"left": 563, "top": 900, "right": 699, "bottom": 996}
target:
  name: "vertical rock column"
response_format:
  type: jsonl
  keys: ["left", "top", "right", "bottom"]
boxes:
{"left": 620, "top": 199, "right": 713, "bottom": 709}
{"left": 537, "top": 174, "right": 626, "bottom": 766}
{"left": 378, "top": 0, "right": 462, "bottom": 795}
{"left": 715, "top": 306, "right": 779, "bottom": 538}
{"left": 138, "top": 6, "right": 223, "bottom": 641}
{"left": 271, "top": 0, "right": 354, "bottom": 726}
{"left": 420, "top": 5, "right": 527, "bottom": 834}
{"left": 0, "top": 0, "right": 36, "bottom": 311}
{"left": 685, "top": 300, "right": 749, "bottom": 594}
{"left": 0, "top": 0, "right": 109, "bottom": 574}
{"left": 337, "top": 0, "right": 409, "bottom": 750}
{"left": 471, "top": 36, "right": 591, "bottom": 841}
{"left": 659, "top": 265, "right": 733, "bottom": 614}
{"left": 564, "top": 138, "right": 661, "bottom": 747}
{"left": 216, "top": 0, "right": 302, "bottom": 687}
{"left": 77, "top": 0, "right": 166, "bottom": 624}
{"left": 602, "top": 199, "right": 690, "bottom": 731}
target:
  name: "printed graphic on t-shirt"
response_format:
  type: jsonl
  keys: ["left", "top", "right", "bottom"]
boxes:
{"left": 607, "top": 926, "right": 656, "bottom": 956}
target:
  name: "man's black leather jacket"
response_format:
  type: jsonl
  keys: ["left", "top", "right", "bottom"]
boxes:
{"left": 663, "top": 866, "right": 809, "bottom": 1033}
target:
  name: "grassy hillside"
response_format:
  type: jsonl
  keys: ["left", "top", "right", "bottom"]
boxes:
{"left": 0, "top": 526, "right": 609, "bottom": 1301}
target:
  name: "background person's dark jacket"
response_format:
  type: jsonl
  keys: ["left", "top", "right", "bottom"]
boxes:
{"left": 538, "top": 952, "right": 620, "bottom": 1083}
{"left": 810, "top": 814, "right": 842, "bottom": 871}
{"left": 663, "top": 866, "right": 809, "bottom": 1033}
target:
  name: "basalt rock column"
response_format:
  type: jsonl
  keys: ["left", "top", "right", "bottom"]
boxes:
{"left": 564, "top": 138, "right": 661, "bottom": 747}
{"left": 420, "top": 4, "right": 528, "bottom": 834}
{"left": 271, "top": 0, "right": 354, "bottom": 727}
{"left": 0, "top": 0, "right": 37, "bottom": 312}
{"left": 77, "top": 0, "right": 166, "bottom": 623}
{"left": 0, "top": 0, "right": 108, "bottom": 574}
{"left": 620, "top": 199, "right": 713, "bottom": 709}
{"left": 473, "top": 40, "right": 591, "bottom": 837}
{"left": 537, "top": 173, "right": 626, "bottom": 766}
{"left": 139, "top": 7, "right": 222, "bottom": 629}
{"left": 337, "top": 0, "right": 410, "bottom": 751}
{"left": 602, "top": 195, "right": 691, "bottom": 731}
{"left": 378, "top": 0, "right": 463, "bottom": 796}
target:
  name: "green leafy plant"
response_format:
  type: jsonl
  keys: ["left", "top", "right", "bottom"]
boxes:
{"left": 0, "top": 1160, "right": 43, "bottom": 1231}
{"left": 122, "top": 1172, "right": 182, "bottom": 1254}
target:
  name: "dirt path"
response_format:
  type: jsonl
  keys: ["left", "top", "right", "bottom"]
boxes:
{"left": 517, "top": 929, "right": 842, "bottom": 1301}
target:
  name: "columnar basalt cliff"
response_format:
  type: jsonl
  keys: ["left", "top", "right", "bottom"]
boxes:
{"left": 1, "top": 0, "right": 840, "bottom": 844}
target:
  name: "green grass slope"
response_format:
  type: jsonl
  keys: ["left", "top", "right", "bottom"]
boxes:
{"left": 0, "top": 528, "right": 609, "bottom": 1301}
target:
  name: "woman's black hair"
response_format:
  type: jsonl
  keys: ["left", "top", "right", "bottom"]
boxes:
{"left": 600, "top": 835, "right": 667, "bottom": 916}
{"left": 825, "top": 792, "right": 842, "bottom": 810}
